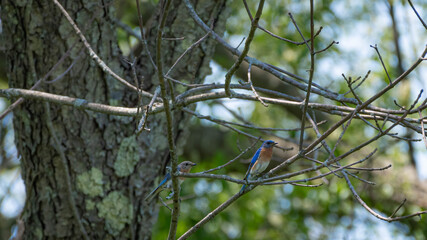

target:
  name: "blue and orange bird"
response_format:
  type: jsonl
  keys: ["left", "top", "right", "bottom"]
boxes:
{"left": 240, "top": 140, "right": 277, "bottom": 193}
{"left": 145, "top": 161, "right": 196, "bottom": 202}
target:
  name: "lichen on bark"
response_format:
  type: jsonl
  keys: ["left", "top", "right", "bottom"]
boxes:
{"left": 96, "top": 191, "right": 133, "bottom": 236}
{"left": 76, "top": 167, "right": 104, "bottom": 197}
{"left": 114, "top": 135, "right": 140, "bottom": 177}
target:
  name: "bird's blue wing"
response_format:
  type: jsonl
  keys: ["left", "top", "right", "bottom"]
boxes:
{"left": 158, "top": 173, "right": 171, "bottom": 188}
{"left": 241, "top": 147, "right": 264, "bottom": 193}
{"left": 249, "top": 148, "right": 261, "bottom": 169}
{"left": 243, "top": 147, "right": 261, "bottom": 180}
{"left": 145, "top": 173, "right": 171, "bottom": 201}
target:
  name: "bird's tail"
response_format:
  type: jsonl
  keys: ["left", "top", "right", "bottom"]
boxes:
{"left": 144, "top": 186, "right": 162, "bottom": 202}
{"left": 239, "top": 184, "right": 247, "bottom": 194}
{"left": 239, "top": 173, "right": 251, "bottom": 194}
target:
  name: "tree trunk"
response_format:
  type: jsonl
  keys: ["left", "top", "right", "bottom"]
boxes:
{"left": 2, "top": 0, "right": 228, "bottom": 239}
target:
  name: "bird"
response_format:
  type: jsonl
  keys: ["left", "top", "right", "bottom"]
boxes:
{"left": 144, "top": 161, "right": 197, "bottom": 202}
{"left": 240, "top": 140, "right": 277, "bottom": 194}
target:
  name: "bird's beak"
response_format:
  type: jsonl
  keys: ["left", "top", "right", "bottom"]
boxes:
{"left": 274, "top": 142, "right": 278, "bottom": 145}
{"left": 191, "top": 162, "right": 197, "bottom": 166}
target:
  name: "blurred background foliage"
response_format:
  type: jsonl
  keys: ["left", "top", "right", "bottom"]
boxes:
{"left": 1, "top": 0, "right": 427, "bottom": 239}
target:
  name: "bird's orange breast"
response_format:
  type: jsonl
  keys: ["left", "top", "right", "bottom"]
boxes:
{"left": 259, "top": 147, "right": 273, "bottom": 162}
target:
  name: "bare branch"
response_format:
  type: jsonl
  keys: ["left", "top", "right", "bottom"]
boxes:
{"left": 243, "top": 0, "right": 323, "bottom": 45}
{"left": 137, "top": 86, "right": 161, "bottom": 134}
{"left": 177, "top": 192, "right": 242, "bottom": 240}
{"left": 419, "top": 109, "right": 427, "bottom": 149}
{"left": 135, "top": 0, "right": 157, "bottom": 70}
{"left": 262, "top": 149, "right": 378, "bottom": 185}
{"left": 343, "top": 74, "right": 363, "bottom": 104}
{"left": 0, "top": 42, "right": 79, "bottom": 120}
{"left": 166, "top": 31, "right": 211, "bottom": 77}
{"left": 201, "top": 138, "right": 261, "bottom": 174}
{"left": 183, "top": 108, "right": 293, "bottom": 151}
{"left": 344, "top": 172, "right": 427, "bottom": 222}
{"left": 247, "top": 63, "right": 268, "bottom": 107}
{"left": 314, "top": 40, "right": 339, "bottom": 55}
{"left": 159, "top": 197, "right": 173, "bottom": 212}
{"left": 224, "top": 0, "right": 265, "bottom": 96}
{"left": 408, "top": 0, "right": 427, "bottom": 29}
{"left": 52, "top": 0, "right": 145, "bottom": 93}
{"left": 370, "top": 44, "right": 392, "bottom": 85}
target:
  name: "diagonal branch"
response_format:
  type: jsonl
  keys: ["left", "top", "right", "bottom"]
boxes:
{"left": 247, "top": 63, "right": 268, "bottom": 107}
{"left": 224, "top": 0, "right": 265, "bottom": 96}
{"left": 52, "top": 0, "right": 148, "bottom": 94}
{"left": 418, "top": 109, "right": 427, "bottom": 149}
{"left": 370, "top": 44, "right": 392, "bottom": 85}
{"left": 408, "top": 0, "right": 427, "bottom": 29}
{"left": 177, "top": 192, "right": 242, "bottom": 240}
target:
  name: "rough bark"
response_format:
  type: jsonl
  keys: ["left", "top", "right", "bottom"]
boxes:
{"left": 2, "top": 0, "right": 228, "bottom": 239}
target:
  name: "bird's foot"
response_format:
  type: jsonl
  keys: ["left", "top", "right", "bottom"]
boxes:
{"left": 166, "top": 191, "right": 174, "bottom": 200}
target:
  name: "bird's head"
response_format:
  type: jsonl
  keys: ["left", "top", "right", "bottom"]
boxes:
{"left": 262, "top": 140, "right": 278, "bottom": 148}
{"left": 178, "top": 161, "right": 197, "bottom": 173}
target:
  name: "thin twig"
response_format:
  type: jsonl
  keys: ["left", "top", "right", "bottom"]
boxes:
{"left": 288, "top": 13, "right": 311, "bottom": 51}
{"left": 290, "top": 182, "right": 323, "bottom": 187}
{"left": 166, "top": 31, "right": 211, "bottom": 77}
{"left": 137, "top": 86, "right": 161, "bottom": 134}
{"left": 303, "top": 155, "right": 391, "bottom": 172}
{"left": 130, "top": 58, "right": 143, "bottom": 128}
{"left": 344, "top": 171, "right": 427, "bottom": 222}
{"left": 306, "top": 113, "right": 344, "bottom": 178}
{"left": 193, "top": 104, "right": 326, "bottom": 131}
{"left": 314, "top": 41, "right": 339, "bottom": 55}
{"left": 247, "top": 62, "right": 268, "bottom": 107}
{"left": 407, "top": 0, "right": 427, "bottom": 29}
{"left": 346, "top": 171, "right": 376, "bottom": 185}
{"left": 163, "top": 37, "right": 185, "bottom": 41}
{"left": 178, "top": 192, "right": 243, "bottom": 240}
{"left": 419, "top": 109, "right": 427, "bottom": 149}
{"left": 159, "top": 196, "right": 173, "bottom": 212}
{"left": 183, "top": 108, "right": 293, "bottom": 151}
{"left": 201, "top": 138, "right": 261, "bottom": 174}
{"left": 52, "top": 0, "right": 146, "bottom": 93}
{"left": 235, "top": 37, "right": 246, "bottom": 50}
{"left": 390, "top": 199, "right": 406, "bottom": 218}
{"left": 0, "top": 42, "right": 79, "bottom": 120}
{"left": 135, "top": 0, "right": 157, "bottom": 70}
{"left": 343, "top": 74, "right": 363, "bottom": 104}
{"left": 262, "top": 149, "right": 378, "bottom": 184}
{"left": 242, "top": 0, "right": 323, "bottom": 45}
{"left": 44, "top": 52, "right": 83, "bottom": 84}
{"left": 370, "top": 44, "right": 392, "bottom": 85}
{"left": 352, "top": 70, "right": 371, "bottom": 92}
